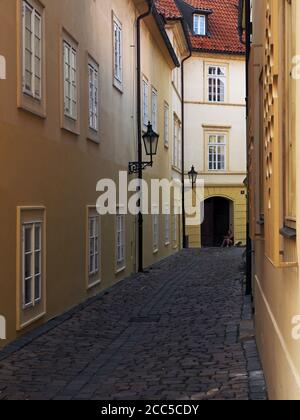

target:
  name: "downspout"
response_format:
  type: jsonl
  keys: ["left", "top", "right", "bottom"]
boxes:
{"left": 245, "top": 0, "right": 252, "bottom": 296}
{"left": 181, "top": 51, "right": 192, "bottom": 248}
{"left": 136, "top": 1, "right": 152, "bottom": 273}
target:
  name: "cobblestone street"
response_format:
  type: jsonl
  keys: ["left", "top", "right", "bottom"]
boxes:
{"left": 0, "top": 249, "right": 267, "bottom": 400}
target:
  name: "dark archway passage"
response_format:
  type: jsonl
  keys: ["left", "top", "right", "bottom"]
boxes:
{"left": 201, "top": 197, "right": 233, "bottom": 247}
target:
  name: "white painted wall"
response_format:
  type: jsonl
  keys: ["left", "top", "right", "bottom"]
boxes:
{"left": 184, "top": 55, "right": 247, "bottom": 184}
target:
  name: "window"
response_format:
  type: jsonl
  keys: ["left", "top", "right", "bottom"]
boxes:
{"left": 283, "top": 0, "right": 296, "bottom": 230}
{"left": 208, "top": 134, "right": 226, "bottom": 171}
{"left": 153, "top": 214, "right": 159, "bottom": 252}
{"left": 19, "top": 0, "right": 45, "bottom": 116}
{"left": 164, "top": 211, "right": 170, "bottom": 245}
{"left": 23, "top": 1, "right": 42, "bottom": 99}
{"left": 22, "top": 222, "right": 42, "bottom": 309}
{"left": 152, "top": 88, "right": 158, "bottom": 132}
{"left": 113, "top": 15, "right": 123, "bottom": 90}
{"left": 88, "top": 59, "right": 99, "bottom": 132}
{"left": 194, "top": 14, "right": 206, "bottom": 36}
{"left": 172, "top": 41, "right": 181, "bottom": 92}
{"left": 88, "top": 214, "right": 100, "bottom": 285}
{"left": 142, "top": 78, "right": 149, "bottom": 127}
{"left": 208, "top": 65, "right": 226, "bottom": 103}
{"left": 63, "top": 40, "right": 77, "bottom": 120}
{"left": 116, "top": 211, "right": 125, "bottom": 270}
{"left": 173, "top": 115, "right": 182, "bottom": 170}
{"left": 173, "top": 213, "right": 178, "bottom": 246}
{"left": 164, "top": 103, "right": 169, "bottom": 147}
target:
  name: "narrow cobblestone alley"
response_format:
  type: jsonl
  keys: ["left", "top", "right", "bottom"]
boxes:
{"left": 0, "top": 249, "right": 267, "bottom": 400}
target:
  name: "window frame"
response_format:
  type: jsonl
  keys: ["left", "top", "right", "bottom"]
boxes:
{"left": 207, "top": 134, "right": 227, "bottom": 172}
{"left": 116, "top": 209, "right": 126, "bottom": 272}
{"left": 61, "top": 29, "right": 80, "bottom": 135}
{"left": 173, "top": 114, "right": 182, "bottom": 170}
{"left": 18, "top": 0, "right": 46, "bottom": 118}
{"left": 152, "top": 213, "right": 159, "bottom": 253}
{"left": 142, "top": 77, "right": 149, "bottom": 128}
{"left": 164, "top": 102, "right": 169, "bottom": 148}
{"left": 207, "top": 64, "right": 227, "bottom": 103}
{"left": 151, "top": 87, "right": 158, "bottom": 133}
{"left": 113, "top": 13, "right": 123, "bottom": 92}
{"left": 17, "top": 206, "right": 46, "bottom": 331}
{"left": 87, "top": 207, "right": 101, "bottom": 290}
{"left": 87, "top": 55, "right": 100, "bottom": 142}
{"left": 193, "top": 14, "right": 207, "bottom": 36}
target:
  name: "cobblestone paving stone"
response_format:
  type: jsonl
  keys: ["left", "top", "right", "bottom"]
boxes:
{"left": 0, "top": 248, "right": 267, "bottom": 400}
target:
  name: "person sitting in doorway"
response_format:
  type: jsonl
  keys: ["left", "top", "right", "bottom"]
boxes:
{"left": 221, "top": 229, "right": 234, "bottom": 248}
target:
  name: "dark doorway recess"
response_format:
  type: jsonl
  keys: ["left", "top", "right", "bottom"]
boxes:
{"left": 201, "top": 197, "right": 233, "bottom": 247}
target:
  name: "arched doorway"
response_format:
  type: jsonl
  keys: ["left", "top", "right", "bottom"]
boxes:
{"left": 201, "top": 197, "right": 234, "bottom": 247}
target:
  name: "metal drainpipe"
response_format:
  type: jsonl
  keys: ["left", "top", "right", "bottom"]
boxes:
{"left": 136, "top": 2, "right": 152, "bottom": 273}
{"left": 181, "top": 51, "right": 192, "bottom": 249}
{"left": 245, "top": 0, "right": 252, "bottom": 296}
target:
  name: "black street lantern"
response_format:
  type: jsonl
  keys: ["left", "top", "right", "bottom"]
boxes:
{"left": 188, "top": 166, "right": 198, "bottom": 188}
{"left": 143, "top": 122, "right": 159, "bottom": 158}
{"left": 129, "top": 122, "right": 159, "bottom": 174}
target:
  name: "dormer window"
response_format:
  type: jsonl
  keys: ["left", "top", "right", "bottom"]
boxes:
{"left": 193, "top": 14, "right": 206, "bottom": 36}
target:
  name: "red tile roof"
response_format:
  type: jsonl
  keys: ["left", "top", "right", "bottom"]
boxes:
{"left": 154, "top": 0, "right": 182, "bottom": 19}
{"left": 155, "top": 0, "right": 245, "bottom": 55}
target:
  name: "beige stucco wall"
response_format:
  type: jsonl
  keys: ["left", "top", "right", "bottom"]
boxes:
{"left": 249, "top": 0, "right": 300, "bottom": 400}
{"left": 0, "top": 0, "right": 180, "bottom": 346}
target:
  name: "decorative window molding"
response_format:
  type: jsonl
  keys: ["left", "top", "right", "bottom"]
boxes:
{"left": 17, "top": 0, "right": 46, "bottom": 117}
{"left": 16, "top": 207, "right": 46, "bottom": 331}
{"left": 61, "top": 29, "right": 80, "bottom": 135}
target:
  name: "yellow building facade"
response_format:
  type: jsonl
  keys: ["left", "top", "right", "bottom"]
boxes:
{"left": 0, "top": 0, "right": 188, "bottom": 346}
{"left": 247, "top": 0, "right": 300, "bottom": 400}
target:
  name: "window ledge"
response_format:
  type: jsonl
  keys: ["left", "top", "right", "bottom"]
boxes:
{"left": 280, "top": 227, "right": 297, "bottom": 239}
